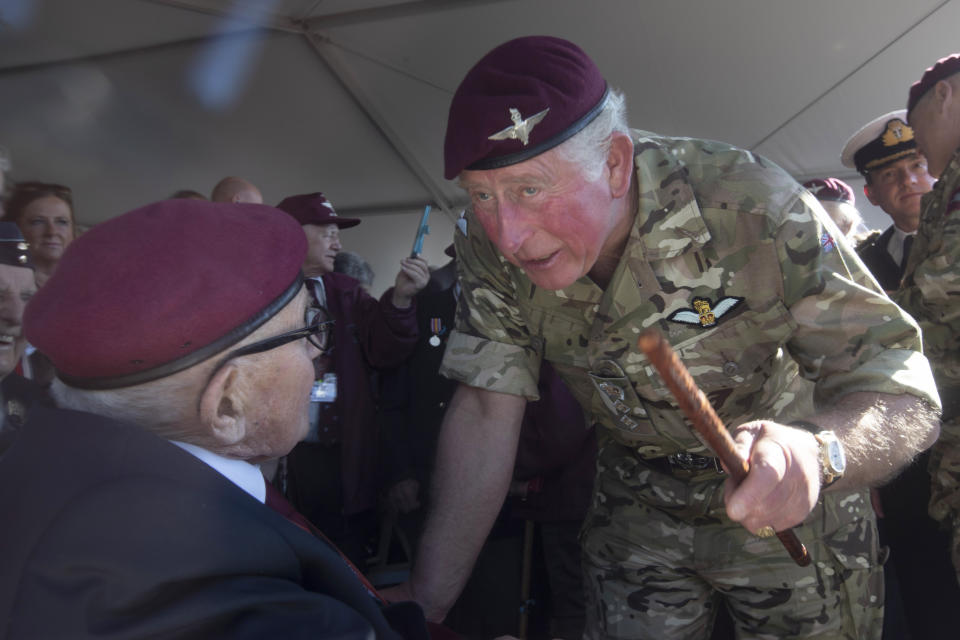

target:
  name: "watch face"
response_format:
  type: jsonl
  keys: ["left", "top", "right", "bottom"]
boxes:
{"left": 827, "top": 441, "right": 846, "bottom": 472}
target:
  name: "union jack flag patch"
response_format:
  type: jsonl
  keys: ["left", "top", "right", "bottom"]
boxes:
{"left": 821, "top": 232, "right": 836, "bottom": 253}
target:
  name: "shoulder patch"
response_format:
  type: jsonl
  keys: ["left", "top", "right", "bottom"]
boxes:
{"left": 668, "top": 296, "right": 744, "bottom": 328}
{"left": 820, "top": 231, "right": 836, "bottom": 253}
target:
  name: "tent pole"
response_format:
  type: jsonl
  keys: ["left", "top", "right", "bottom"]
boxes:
{"left": 305, "top": 32, "right": 457, "bottom": 219}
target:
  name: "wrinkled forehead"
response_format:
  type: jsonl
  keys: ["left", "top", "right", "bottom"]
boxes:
{"left": 307, "top": 222, "right": 340, "bottom": 236}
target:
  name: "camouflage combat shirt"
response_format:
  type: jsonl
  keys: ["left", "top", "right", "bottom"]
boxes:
{"left": 442, "top": 131, "right": 939, "bottom": 458}
{"left": 897, "top": 145, "right": 960, "bottom": 407}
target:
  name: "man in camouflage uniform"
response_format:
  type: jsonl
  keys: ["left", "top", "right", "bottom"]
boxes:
{"left": 898, "top": 52, "right": 960, "bottom": 587}
{"left": 384, "top": 37, "right": 941, "bottom": 639}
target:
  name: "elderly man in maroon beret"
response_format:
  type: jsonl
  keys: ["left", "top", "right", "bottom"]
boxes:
{"left": 384, "top": 36, "right": 942, "bottom": 639}
{"left": 0, "top": 199, "right": 430, "bottom": 638}
{"left": 898, "top": 52, "right": 960, "bottom": 588}
{"left": 801, "top": 177, "right": 863, "bottom": 238}
{"left": 274, "top": 192, "right": 428, "bottom": 565}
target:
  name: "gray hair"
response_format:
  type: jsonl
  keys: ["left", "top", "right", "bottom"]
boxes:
{"left": 50, "top": 366, "right": 206, "bottom": 441}
{"left": 334, "top": 250, "right": 375, "bottom": 287}
{"left": 0, "top": 146, "right": 10, "bottom": 172}
{"left": 49, "top": 305, "right": 288, "bottom": 440}
{"left": 554, "top": 88, "right": 630, "bottom": 181}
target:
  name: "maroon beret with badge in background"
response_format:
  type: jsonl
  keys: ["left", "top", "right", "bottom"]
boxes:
{"left": 802, "top": 178, "right": 856, "bottom": 205}
{"left": 276, "top": 192, "right": 360, "bottom": 229}
{"left": 24, "top": 200, "right": 307, "bottom": 389}
{"left": 907, "top": 53, "right": 960, "bottom": 116}
{"left": 444, "top": 35, "right": 609, "bottom": 179}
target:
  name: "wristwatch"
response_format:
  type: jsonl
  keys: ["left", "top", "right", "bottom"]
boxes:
{"left": 813, "top": 430, "right": 846, "bottom": 489}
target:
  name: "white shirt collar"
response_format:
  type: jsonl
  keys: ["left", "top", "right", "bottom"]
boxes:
{"left": 171, "top": 440, "right": 266, "bottom": 503}
{"left": 887, "top": 226, "right": 916, "bottom": 266}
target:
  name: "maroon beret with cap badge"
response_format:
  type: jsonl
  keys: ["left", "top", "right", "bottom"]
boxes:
{"left": 444, "top": 35, "right": 609, "bottom": 179}
{"left": 908, "top": 53, "right": 960, "bottom": 116}
{"left": 276, "top": 192, "right": 360, "bottom": 229}
{"left": 802, "top": 178, "right": 856, "bottom": 205}
{"left": 24, "top": 200, "right": 307, "bottom": 389}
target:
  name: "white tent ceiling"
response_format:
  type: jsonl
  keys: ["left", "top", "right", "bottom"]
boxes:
{"left": 0, "top": 0, "right": 957, "bottom": 262}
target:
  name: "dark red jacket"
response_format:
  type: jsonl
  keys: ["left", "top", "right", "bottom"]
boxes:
{"left": 317, "top": 273, "right": 418, "bottom": 514}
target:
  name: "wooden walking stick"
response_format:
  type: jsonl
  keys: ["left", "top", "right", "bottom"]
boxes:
{"left": 636, "top": 328, "right": 811, "bottom": 567}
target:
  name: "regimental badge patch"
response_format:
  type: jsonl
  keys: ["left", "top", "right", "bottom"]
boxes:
{"left": 821, "top": 231, "right": 836, "bottom": 253}
{"left": 668, "top": 296, "right": 744, "bottom": 328}
{"left": 487, "top": 108, "right": 549, "bottom": 146}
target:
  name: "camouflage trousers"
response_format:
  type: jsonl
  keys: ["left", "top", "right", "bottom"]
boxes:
{"left": 581, "top": 441, "right": 883, "bottom": 639}
{"left": 928, "top": 417, "right": 960, "bottom": 588}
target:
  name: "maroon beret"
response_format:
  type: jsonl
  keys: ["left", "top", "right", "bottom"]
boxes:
{"left": 802, "top": 178, "right": 856, "bottom": 205}
{"left": 908, "top": 53, "right": 960, "bottom": 116}
{"left": 276, "top": 192, "right": 360, "bottom": 229}
{"left": 24, "top": 200, "right": 307, "bottom": 389}
{"left": 444, "top": 36, "right": 609, "bottom": 179}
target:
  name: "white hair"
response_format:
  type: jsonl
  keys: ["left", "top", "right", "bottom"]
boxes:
{"left": 554, "top": 88, "right": 630, "bottom": 181}
{"left": 49, "top": 297, "right": 296, "bottom": 439}
{"left": 51, "top": 366, "right": 205, "bottom": 440}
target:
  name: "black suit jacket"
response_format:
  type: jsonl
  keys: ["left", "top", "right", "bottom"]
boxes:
{"left": 0, "top": 407, "right": 427, "bottom": 639}
{"left": 0, "top": 373, "right": 47, "bottom": 456}
{"left": 856, "top": 226, "right": 904, "bottom": 292}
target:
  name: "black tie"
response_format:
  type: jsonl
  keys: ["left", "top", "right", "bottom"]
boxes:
{"left": 902, "top": 235, "right": 914, "bottom": 270}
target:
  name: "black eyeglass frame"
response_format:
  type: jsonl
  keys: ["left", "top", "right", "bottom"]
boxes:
{"left": 208, "top": 307, "right": 334, "bottom": 377}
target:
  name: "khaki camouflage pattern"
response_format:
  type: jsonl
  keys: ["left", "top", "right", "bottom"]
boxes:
{"left": 441, "top": 131, "right": 939, "bottom": 637}
{"left": 582, "top": 440, "right": 882, "bottom": 639}
{"left": 897, "top": 144, "right": 960, "bottom": 586}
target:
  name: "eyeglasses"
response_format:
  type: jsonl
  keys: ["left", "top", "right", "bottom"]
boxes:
{"left": 210, "top": 306, "right": 334, "bottom": 375}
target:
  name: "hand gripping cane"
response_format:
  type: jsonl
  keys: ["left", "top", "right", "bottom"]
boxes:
{"left": 636, "top": 328, "right": 811, "bottom": 567}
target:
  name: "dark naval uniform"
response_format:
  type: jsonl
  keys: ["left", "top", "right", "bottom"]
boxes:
{"left": 856, "top": 226, "right": 910, "bottom": 291}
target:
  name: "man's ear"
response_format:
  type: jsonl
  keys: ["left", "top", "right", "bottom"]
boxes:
{"left": 936, "top": 78, "right": 954, "bottom": 108}
{"left": 199, "top": 364, "right": 246, "bottom": 446}
{"left": 606, "top": 133, "right": 634, "bottom": 199}
{"left": 863, "top": 183, "right": 880, "bottom": 207}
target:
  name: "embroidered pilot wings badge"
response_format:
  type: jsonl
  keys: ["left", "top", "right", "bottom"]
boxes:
{"left": 487, "top": 108, "right": 549, "bottom": 146}
{"left": 668, "top": 296, "right": 744, "bottom": 328}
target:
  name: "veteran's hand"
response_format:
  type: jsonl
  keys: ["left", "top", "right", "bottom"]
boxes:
{"left": 723, "top": 420, "right": 821, "bottom": 535}
{"left": 392, "top": 256, "right": 430, "bottom": 308}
